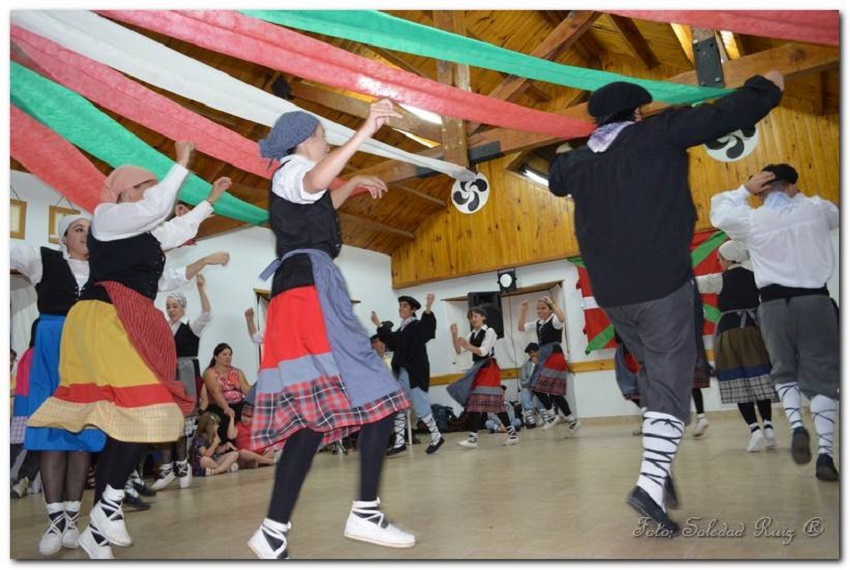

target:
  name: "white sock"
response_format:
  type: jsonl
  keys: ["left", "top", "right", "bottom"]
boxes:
{"left": 748, "top": 422, "right": 760, "bottom": 433}
{"left": 776, "top": 382, "right": 804, "bottom": 430}
{"left": 262, "top": 517, "right": 290, "bottom": 532}
{"left": 103, "top": 484, "right": 124, "bottom": 504}
{"left": 637, "top": 411, "right": 684, "bottom": 511}
{"left": 46, "top": 501, "right": 64, "bottom": 515}
{"left": 421, "top": 414, "right": 442, "bottom": 444}
{"left": 392, "top": 413, "right": 406, "bottom": 447}
{"left": 64, "top": 500, "right": 81, "bottom": 513}
{"left": 810, "top": 394, "right": 838, "bottom": 457}
{"left": 565, "top": 414, "right": 578, "bottom": 427}
{"left": 697, "top": 413, "right": 707, "bottom": 422}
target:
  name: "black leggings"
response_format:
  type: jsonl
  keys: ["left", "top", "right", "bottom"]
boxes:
{"left": 737, "top": 400, "right": 773, "bottom": 426}
{"left": 466, "top": 411, "right": 512, "bottom": 432}
{"left": 40, "top": 450, "right": 90, "bottom": 505}
{"left": 267, "top": 414, "right": 394, "bottom": 524}
{"left": 692, "top": 388, "right": 705, "bottom": 415}
{"left": 534, "top": 392, "right": 573, "bottom": 417}
{"left": 93, "top": 437, "right": 148, "bottom": 504}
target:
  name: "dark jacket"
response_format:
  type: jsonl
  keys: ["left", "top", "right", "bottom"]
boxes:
{"left": 377, "top": 312, "right": 436, "bottom": 391}
{"left": 549, "top": 75, "right": 782, "bottom": 308}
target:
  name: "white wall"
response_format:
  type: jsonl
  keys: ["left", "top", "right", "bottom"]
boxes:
{"left": 8, "top": 171, "right": 840, "bottom": 419}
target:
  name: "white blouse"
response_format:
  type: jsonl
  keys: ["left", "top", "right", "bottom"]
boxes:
{"left": 271, "top": 155, "right": 324, "bottom": 204}
{"left": 468, "top": 325, "right": 497, "bottom": 357}
{"left": 522, "top": 313, "right": 564, "bottom": 333}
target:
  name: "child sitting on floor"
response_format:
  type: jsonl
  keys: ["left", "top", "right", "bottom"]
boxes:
{"left": 191, "top": 411, "right": 240, "bottom": 476}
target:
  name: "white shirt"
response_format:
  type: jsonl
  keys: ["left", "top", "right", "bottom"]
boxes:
{"left": 169, "top": 311, "right": 211, "bottom": 338}
{"left": 10, "top": 244, "right": 89, "bottom": 289}
{"left": 695, "top": 273, "right": 724, "bottom": 295}
{"left": 710, "top": 187, "right": 839, "bottom": 289}
{"left": 91, "top": 164, "right": 213, "bottom": 250}
{"left": 522, "top": 313, "right": 564, "bottom": 333}
{"left": 468, "top": 325, "right": 497, "bottom": 357}
{"left": 272, "top": 155, "right": 324, "bottom": 204}
{"left": 251, "top": 330, "right": 264, "bottom": 345}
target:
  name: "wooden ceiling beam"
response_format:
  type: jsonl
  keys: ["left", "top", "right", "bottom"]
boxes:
{"left": 670, "top": 24, "right": 695, "bottom": 66}
{"left": 290, "top": 81, "right": 442, "bottom": 142}
{"left": 433, "top": 10, "right": 471, "bottom": 168}
{"left": 338, "top": 212, "right": 415, "bottom": 240}
{"left": 609, "top": 14, "right": 659, "bottom": 69}
{"left": 347, "top": 41, "right": 839, "bottom": 185}
{"left": 467, "top": 11, "right": 600, "bottom": 134}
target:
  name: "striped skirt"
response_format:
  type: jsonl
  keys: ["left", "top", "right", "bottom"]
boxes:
{"left": 534, "top": 351, "right": 569, "bottom": 395}
{"left": 24, "top": 314, "right": 105, "bottom": 452}
{"left": 251, "top": 285, "right": 408, "bottom": 449}
{"left": 715, "top": 325, "right": 777, "bottom": 404}
{"left": 27, "top": 300, "right": 184, "bottom": 444}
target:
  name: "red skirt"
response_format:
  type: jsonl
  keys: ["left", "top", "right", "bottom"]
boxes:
{"left": 466, "top": 360, "right": 506, "bottom": 414}
{"left": 534, "top": 351, "right": 569, "bottom": 395}
{"left": 250, "top": 286, "right": 407, "bottom": 448}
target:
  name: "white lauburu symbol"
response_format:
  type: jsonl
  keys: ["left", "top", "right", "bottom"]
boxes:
{"left": 451, "top": 173, "right": 490, "bottom": 214}
{"left": 704, "top": 126, "right": 759, "bottom": 162}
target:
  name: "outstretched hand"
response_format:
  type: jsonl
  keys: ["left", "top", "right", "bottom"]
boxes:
{"left": 352, "top": 175, "right": 389, "bottom": 200}
{"left": 175, "top": 141, "right": 196, "bottom": 167}
{"left": 208, "top": 177, "right": 232, "bottom": 205}
{"left": 371, "top": 311, "right": 382, "bottom": 327}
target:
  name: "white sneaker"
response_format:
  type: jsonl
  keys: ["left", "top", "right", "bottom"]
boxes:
{"left": 764, "top": 426, "right": 777, "bottom": 449}
{"left": 176, "top": 461, "right": 192, "bottom": 489}
{"left": 90, "top": 497, "right": 132, "bottom": 547}
{"left": 62, "top": 511, "right": 80, "bottom": 549}
{"left": 458, "top": 435, "right": 478, "bottom": 449}
{"left": 248, "top": 521, "right": 291, "bottom": 559}
{"left": 150, "top": 469, "right": 176, "bottom": 491}
{"left": 693, "top": 418, "right": 709, "bottom": 437}
{"left": 343, "top": 499, "right": 415, "bottom": 548}
{"left": 79, "top": 525, "right": 114, "bottom": 560}
{"left": 746, "top": 430, "right": 763, "bottom": 452}
{"left": 11, "top": 476, "right": 29, "bottom": 499}
{"left": 38, "top": 513, "right": 65, "bottom": 556}
{"left": 504, "top": 434, "right": 519, "bottom": 446}
{"left": 541, "top": 415, "right": 561, "bottom": 431}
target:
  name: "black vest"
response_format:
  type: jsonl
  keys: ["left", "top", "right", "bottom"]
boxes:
{"left": 470, "top": 328, "right": 492, "bottom": 362}
{"left": 268, "top": 161, "right": 342, "bottom": 296}
{"left": 718, "top": 267, "right": 760, "bottom": 313}
{"left": 536, "top": 318, "right": 564, "bottom": 353}
{"left": 35, "top": 248, "right": 80, "bottom": 316}
{"left": 174, "top": 322, "right": 200, "bottom": 358}
{"left": 82, "top": 231, "right": 165, "bottom": 301}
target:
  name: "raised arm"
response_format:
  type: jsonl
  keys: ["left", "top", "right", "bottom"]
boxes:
{"left": 9, "top": 243, "right": 42, "bottom": 285}
{"left": 449, "top": 323, "right": 462, "bottom": 355}
{"left": 542, "top": 296, "right": 566, "bottom": 325}
{"left": 153, "top": 177, "right": 230, "bottom": 251}
{"left": 518, "top": 300, "right": 529, "bottom": 333}
{"left": 189, "top": 274, "right": 212, "bottom": 337}
{"left": 303, "top": 99, "right": 401, "bottom": 194}
{"left": 416, "top": 294, "right": 437, "bottom": 342}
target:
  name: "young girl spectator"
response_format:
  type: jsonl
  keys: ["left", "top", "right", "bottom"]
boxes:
{"left": 190, "top": 412, "right": 240, "bottom": 477}
{"left": 448, "top": 307, "right": 519, "bottom": 448}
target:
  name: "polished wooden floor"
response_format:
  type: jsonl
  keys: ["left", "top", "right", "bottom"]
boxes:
{"left": 9, "top": 412, "right": 839, "bottom": 560}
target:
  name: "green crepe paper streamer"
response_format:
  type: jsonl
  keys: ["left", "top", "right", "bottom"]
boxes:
{"left": 10, "top": 62, "right": 268, "bottom": 225}
{"left": 244, "top": 10, "right": 732, "bottom": 105}
{"left": 585, "top": 324, "right": 615, "bottom": 355}
{"left": 690, "top": 230, "right": 728, "bottom": 267}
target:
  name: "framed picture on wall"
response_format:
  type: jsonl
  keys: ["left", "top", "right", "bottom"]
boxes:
{"left": 10, "top": 199, "right": 27, "bottom": 239}
{"left": 48, "top": 205, "right": 81, "bottom": 244}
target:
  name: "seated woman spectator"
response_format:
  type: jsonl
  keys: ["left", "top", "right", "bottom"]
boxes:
{"left": 190, "top": 412, "right": 240, "bottom": 477}
{"left": 201, "top": 343, "right": 252, "bottom": 442}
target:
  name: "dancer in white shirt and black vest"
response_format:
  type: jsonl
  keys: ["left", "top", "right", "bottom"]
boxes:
{"left": 372, "top": 293, "right": 444, "bottom": 456}
{"left": 518, "top": 296, "right": 580, "bottom": 435}
{"left": 247, "top": 100, "right": 413, "bottom": 560}
{"left": 150, "top": 273, "right": 216, "bottom": 492}
{"left": 448, "top": 307, "right": 519, "bottom": 448}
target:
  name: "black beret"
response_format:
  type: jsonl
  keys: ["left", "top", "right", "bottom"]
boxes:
{"left": 762, "top": 163, "right": 798, "bottom": 185}
{"left": 524, "top": 342, "right": 540, "bottom": 354}
{"left": 588, "top": 82, "right": 653, "bottom": 120}
{"left": 398, "top": 296, "right": 421, "bottom": 311}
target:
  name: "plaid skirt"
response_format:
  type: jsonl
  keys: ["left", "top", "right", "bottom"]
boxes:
{"left": 251, "top": 285, "right": 408, "bottom": 449}
{"left": 465, "top": 360, "right": 506, "bottom": 414}
{"left": 534, "top": 352, "right": 568, "bottom": 395}
{"left": 716, "top": 325, "right": 777, "bottom": 404}
{"left": 10, "top": 416, "right": 27, "bottom": 445}
{"left": 692, "top": 361, "right": 712, "bottom": 390}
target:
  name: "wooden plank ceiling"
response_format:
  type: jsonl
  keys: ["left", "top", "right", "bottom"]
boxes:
{"left": 10, "top": 10, "right": 840, "bottom": 255}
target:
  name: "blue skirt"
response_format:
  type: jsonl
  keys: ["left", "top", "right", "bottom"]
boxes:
{"left": 24, "top": 314, "right": 106, "bottom": 452}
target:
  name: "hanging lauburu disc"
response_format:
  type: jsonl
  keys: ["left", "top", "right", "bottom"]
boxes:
{"left": 451, "top": 173, "right": 490, "bottom": 214}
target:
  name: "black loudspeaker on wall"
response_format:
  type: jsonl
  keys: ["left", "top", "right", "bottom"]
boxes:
{"left": 467, "top": 291, "right": 504, "bottom": 339}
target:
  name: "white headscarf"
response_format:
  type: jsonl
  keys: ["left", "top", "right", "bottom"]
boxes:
{"left": 719, "top": 240, "right": 752, "bottom": 270}
{"left": 166, "top": 292, "right": 188, "bottom": 308}
{"left": 58, "top": 214, "right": 89, "bottom": 243}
